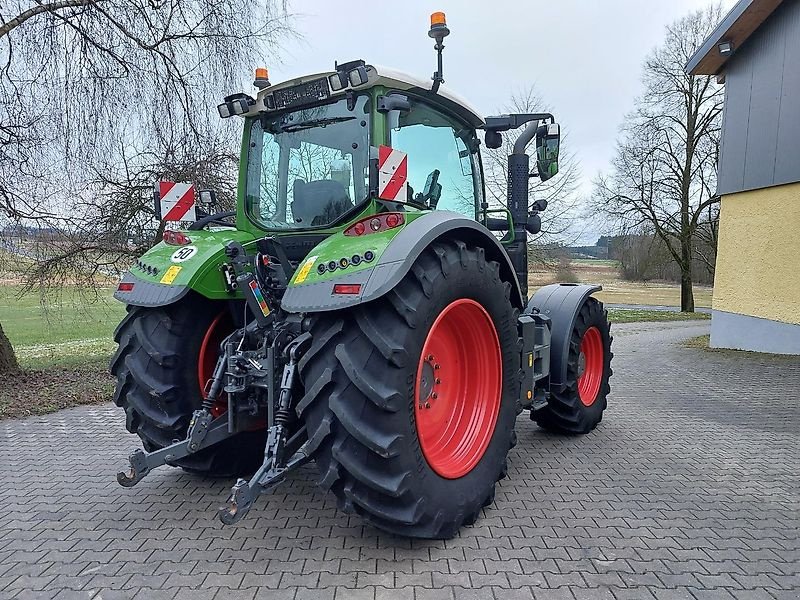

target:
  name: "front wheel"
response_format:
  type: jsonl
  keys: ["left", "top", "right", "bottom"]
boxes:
{"left": 533, "top": 297, "right": 613, "bottom": 434}
{"left": 298, "top": 241, "right": 521, "bottom": 539}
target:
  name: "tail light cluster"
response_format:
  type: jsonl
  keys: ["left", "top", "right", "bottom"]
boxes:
{"left": 344, "top": 213, "right": 405, "bottom": 236}
{"left": 163, "top": 230, "right": 192, "bottom": 246}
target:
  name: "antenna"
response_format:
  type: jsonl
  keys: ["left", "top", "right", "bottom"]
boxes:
{"left": 428, "top": 12, "right": 450, "bottom": 94}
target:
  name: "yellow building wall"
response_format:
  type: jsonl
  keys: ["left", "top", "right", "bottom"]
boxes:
{"left": 713, "top": 181, "right": 800, "bottom": 325}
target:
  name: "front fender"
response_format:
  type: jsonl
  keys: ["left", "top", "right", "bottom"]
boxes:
{"left": 114, "top": 228, "right": 256, "bottom": 307}
{"left": 281, "top": 211, "right": 524, "bottom": 313}
{"left": 527, "top": 283, "right": 602, "bottom": 388}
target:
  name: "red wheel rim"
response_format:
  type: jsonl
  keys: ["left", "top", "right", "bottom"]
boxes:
{"left": 577, "top": 326, "right": 604, "bottom": 406}
{"left": 198, "top": 312, "right": 233, "bottom": 417}
{"left": 414, "top": 299, "right": 502, "bottom": 479}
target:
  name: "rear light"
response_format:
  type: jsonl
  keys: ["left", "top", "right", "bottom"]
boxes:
{"left": 332, "top": 283, "right": 362, "bottom": 295}
{"left": 344, "top": 213, "right": 405, "bottom": 236}
{"left": 163, "top": 230, "right": 191, "bottom": 245}
{"left": 117, "top": 282, "right": 135, "bottom": 292}
{"left": 385, "top": 213, "right": 401, "bottom": 228}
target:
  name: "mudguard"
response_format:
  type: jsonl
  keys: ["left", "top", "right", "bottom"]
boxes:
{"left": 527, "top": 283, "right": 602, "bottom": 389}
{"left": 114, "top": 228, "right": 255, "bottom": 307}
{"left": 280, "top": 210, "right": 525, "bottom": 313}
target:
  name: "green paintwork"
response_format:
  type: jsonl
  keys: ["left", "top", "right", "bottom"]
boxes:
{"left": 119, "top": 85, "right": 501, "bottom": 305}
{"left": 134, "top": 228, "right": 255, "bottom": 299}
{"left": 288, "top": 208, "right": 427, "bottom": 287}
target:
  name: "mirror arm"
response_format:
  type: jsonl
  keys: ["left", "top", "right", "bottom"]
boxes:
{"left": 483, "top": 113, "right": 553, "bottom": 133}
{"left": 512, "top": 120, "right": 541, "bottom": 155}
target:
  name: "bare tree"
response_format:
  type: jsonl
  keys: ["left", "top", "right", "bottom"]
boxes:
{"left": 482, "top": 86, "right": 584, "bottom": 264}
{"left": 0, "top": 0, "right": 293, "bottom": 368}
{"left": 594, "top": 5, "right": 723, "bottom": 311}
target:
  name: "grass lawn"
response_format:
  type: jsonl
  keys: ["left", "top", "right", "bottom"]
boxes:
{"left": 0, "top": 284, "right": 123, "bottom": 419}
{"left": 608, "top": 308, "right": 710, "bottom": 324}
{"left": 1, "top": 284, "right": 125, "bottom": 368}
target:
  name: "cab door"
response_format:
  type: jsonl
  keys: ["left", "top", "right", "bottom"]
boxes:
{"left": 387, "top": 95, "right": 482, "bottom": 219}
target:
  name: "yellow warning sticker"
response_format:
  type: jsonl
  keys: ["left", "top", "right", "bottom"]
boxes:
{"left": 160, "top": 265, "right": 182, "bottom": 284}
{"left": 294, "top": 255, "right": 318, "bottom": 284}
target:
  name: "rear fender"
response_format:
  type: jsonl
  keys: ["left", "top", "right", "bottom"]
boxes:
{"left": 280, "top": 211, "right": 524, "bottom": 312}
{"left": 527, "top": 283, "right": 602, "bottom": 389}
{"left": 114, "top": 228, "right": 256, "bottom": 307}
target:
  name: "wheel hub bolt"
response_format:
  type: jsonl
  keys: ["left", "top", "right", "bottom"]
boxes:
{"left": 424, "top": 402, "right": 431, "bottom": 409}
{"left": 434, "top": 364, "right": 440, "bottom": 370}
{"left": 427, "top": 354, "right": 435, "bottom": 361}
{"left": 435, "top": 378, "right": 441, "bottom": 385}
{"left": 431, "top": 392, "right": 438, "bottom": 400}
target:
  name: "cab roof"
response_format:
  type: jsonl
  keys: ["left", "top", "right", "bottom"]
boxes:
{"left": 254, "top": 63, "right": 485, "bottom": 128}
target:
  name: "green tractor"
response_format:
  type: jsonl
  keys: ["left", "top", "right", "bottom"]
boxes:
{"left": 111, "top": 13, "right": 613, "bottom": 539}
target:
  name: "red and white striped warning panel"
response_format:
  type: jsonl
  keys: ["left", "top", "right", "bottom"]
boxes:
{"left": 159, "top": 181, "right": 196, "bottom": 222}
{"left": 377, "top": 145, "right": 408, "bottom": 201}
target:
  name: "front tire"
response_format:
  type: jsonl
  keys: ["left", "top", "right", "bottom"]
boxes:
{"left": 110, "top": 294, "right": 266, "bottom": 476}
{"left": 533, "top": 297, "right": 613, "bottom": 434}
{"left": 298, "top": 241, "right": 521, "bottom": 539}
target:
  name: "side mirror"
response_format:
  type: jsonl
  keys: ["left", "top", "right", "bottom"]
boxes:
{"left": 484, "top": 130, "right": 502, "bottom": 149}
{"left": 535, "top": 123, "right": 560, "bottom": 181}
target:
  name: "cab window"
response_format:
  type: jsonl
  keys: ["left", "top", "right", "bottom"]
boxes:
{"left": 389, "top": 99, "right": 481, "bottom": 218}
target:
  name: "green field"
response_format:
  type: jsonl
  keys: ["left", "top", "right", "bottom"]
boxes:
{"left": 0, "top": 285, "right": 125, "bottom": 369}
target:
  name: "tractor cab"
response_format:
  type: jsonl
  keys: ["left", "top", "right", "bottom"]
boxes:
{"left": 219, "top": 55, "right": 560, "bottom": 279}
{"left": 221, "top": 62, "right": 487, "bottom": 220}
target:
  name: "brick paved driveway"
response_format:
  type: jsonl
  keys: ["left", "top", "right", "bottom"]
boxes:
{"left": 1, "top": 321, "right": 799, "bottom": 600}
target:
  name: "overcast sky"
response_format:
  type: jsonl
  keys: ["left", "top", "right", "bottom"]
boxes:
{"left": 265, "top": 0, "right": 732, "bottom": 238}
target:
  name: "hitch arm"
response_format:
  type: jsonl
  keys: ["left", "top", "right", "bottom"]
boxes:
{"left": 218, "top": 334, "right": 312, "bottom": 525}
{"left": 116, "top": 412, "right": 232, "bottom": 487}
{"left": 218, "top": 432, "right": 312, "bottom": 525}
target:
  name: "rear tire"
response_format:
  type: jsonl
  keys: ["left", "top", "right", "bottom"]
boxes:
{"left": 298, "top": 241, "right": 521, "bottom": 539}
{"left": 533, "top": 297, "right": 613, "bottom": 434}
{"left": 110, "top": 294, "right": 266, "bottom": 476}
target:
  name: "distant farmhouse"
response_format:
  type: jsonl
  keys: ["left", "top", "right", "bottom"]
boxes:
{"left": 687, "top": 0, "right": 800, "bottom": 354}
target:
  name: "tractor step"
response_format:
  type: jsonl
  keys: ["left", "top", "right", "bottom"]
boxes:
{"left": 518, "top": 312, "right": 551, "bottom": 410}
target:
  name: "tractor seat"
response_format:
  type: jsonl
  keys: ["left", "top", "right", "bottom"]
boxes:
{"left": 291, "top": 179, "right": 353, "bottom": 227}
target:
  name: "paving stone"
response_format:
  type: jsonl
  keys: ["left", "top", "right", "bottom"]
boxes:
{"left": 1, "top": 321, "right": 798, "bottom": 600}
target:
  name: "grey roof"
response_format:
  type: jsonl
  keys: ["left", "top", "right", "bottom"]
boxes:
{"left": 686, "top": 0, "right": 785, "bottom": 75}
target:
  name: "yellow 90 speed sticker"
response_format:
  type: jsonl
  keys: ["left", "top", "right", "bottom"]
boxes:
{"left": 160, "top": 265, "right": 182, "bottom": 284}
{"left": 294, "top": 255, "right": 318, "bottom": 284}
